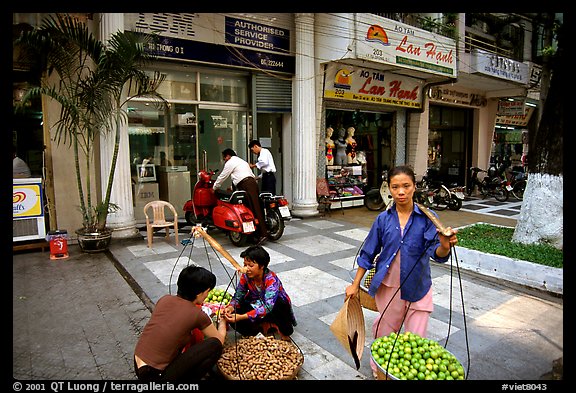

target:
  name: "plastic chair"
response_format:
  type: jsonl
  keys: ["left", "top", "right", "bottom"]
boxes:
{"left": 143, "top": 200, "right": 179, "bottom": 248}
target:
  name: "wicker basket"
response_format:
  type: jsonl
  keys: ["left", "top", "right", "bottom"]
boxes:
{"left": 217, "top": 336, "right": 304, "bottom": 380}
{"left": 349, "top": 268, "right": 378, "bottom": 311}
{"left": 358, "top": 287, "right": 377, "bottom": 311}
{"left": 371, "top": 336, "right": 464, "bottom": 380}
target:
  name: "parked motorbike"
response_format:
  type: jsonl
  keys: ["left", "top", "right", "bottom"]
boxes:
{"left": 364, "top": 171, "right": 392, "bottom": 211}
{"left": 504, "top": 167, "right": 527, "bottom": 201}
{"left": 259, "top": 191, "right": 291, "bottom": 242}
{"left": 467, "top": 166, "right": 509, "bottom": 202}
{"left": 183, "top": 169, "right": 256, "bottom": 246}
{"left": 183, "top": 168, "right": 291, "bottom": 247}
{"left": 415, "top": 170, "right": 464, "bottom": 211}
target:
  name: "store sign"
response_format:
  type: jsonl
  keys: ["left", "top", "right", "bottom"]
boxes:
{"left": 178, "top": 112, "right": 196, "bottom": 126}
{"left": 471, "top": 49, "right": 529, "bottom": 84}
{"left": 224, "top": 16, "right": 290, "bottom": 53}
{"left": 497, "top": 99, "right": 525, "bottom": 116}
{"left": 323, "top": 64, "right": 424, "bottom": 109}
{"left": 125, "top": 13, "right": 295, "bottom": 74}
{"left": 528, "top": 62, "right": 542, "bottom": 86}
{"left": 13, "top": 182, "right": 43, "bottom": 218}
{"left": 354, "top": 14, "right": 457, "bottom": 77}
{"left": 428, "top": 86, "right": 487, "bottom": 107}
{"left": 495, "top": 106, "right": 534, "bottom": 126}
{"left": 211, "top": 115, "right": 228, "bottom": 128}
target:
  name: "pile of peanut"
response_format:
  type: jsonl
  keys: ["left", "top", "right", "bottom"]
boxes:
{"left": 217, "top": 336, "right": 304, "bottom": 380}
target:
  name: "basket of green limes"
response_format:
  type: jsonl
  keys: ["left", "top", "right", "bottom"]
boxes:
{"left": 371, "top": 331, "right": 465, "bottom": 380}
{"left": 203, "top": 288, "right": 233, "bottom": 320}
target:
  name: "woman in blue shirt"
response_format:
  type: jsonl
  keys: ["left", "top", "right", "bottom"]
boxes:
{"left": 346, "top": 165, "right": 458, "bottom": 341}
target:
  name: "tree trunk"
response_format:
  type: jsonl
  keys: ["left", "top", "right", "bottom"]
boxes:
{"left": 512, "top": 173, "right": 562, "bottom": 249}
{"left": 513, "top": 15, "right": 563, "bottom": 249}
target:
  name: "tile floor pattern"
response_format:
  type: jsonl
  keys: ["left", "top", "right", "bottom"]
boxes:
{"left": 126, "top": 212, "right": 562, "bottom": 380}
{"left": 460, "top": 196, "right": 523, "bottom": 219}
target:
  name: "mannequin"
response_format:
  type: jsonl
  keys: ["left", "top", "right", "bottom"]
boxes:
{"left": 345, "top": 127, "right": 358, "bottom": 164}
{"left": 334, "top": 128, "right": 347, "bottom": 166}
{"left": 325, "top": 127, "right": 336, "bottom": 165}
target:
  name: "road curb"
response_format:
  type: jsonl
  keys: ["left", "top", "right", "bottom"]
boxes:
{"left": 451, "top": 246, "right": 563, "bottom": 296}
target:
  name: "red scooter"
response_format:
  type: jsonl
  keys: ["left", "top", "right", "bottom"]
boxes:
{"left": 183, "top": 169, "right": 258, "bottom": 246}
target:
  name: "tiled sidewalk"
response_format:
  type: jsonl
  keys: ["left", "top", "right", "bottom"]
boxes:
{"left": 111, "top": 214, "right": 562, "bottom": 380}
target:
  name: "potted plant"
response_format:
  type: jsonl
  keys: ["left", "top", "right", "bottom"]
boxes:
{"left": 15, "top": 13, "right": 167, "bottom": 252}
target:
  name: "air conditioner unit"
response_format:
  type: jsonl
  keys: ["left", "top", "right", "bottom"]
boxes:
{"left": 13, "top": 217, "right": 46, "bottom": 242}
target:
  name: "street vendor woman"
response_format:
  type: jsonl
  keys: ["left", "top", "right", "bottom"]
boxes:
{"left": 133, "top": 265, "right": 228, "bottom": 381}
{"left": 223, "top": 245, "right": 297, "bottom": 340}
{"left": 345, "top": 165, "right": 458, "bottom": 377}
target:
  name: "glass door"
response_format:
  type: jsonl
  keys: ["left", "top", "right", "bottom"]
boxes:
{"left": 197, "top": 107, "right": 248, "bottom": 189}
{"left": 128, "top": 101, "right": 198, "bottom": 219}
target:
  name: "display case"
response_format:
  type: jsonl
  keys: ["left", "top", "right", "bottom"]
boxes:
{"left": 326, "top": 164, "right": 366, "bottom": 208}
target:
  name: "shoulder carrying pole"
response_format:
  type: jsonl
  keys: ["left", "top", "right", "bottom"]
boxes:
{"left": 192, "top": 226, "right": 247, "bottom": 273}
{"left": 415, "top": 203, "right": 453, "bottom": 236}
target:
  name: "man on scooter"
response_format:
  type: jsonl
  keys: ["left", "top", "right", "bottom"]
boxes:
{"left": 213, "top": 148, "right": 269, "bottom": 244}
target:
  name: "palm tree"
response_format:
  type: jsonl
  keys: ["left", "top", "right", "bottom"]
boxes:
{"left": 15, "top": 14, "right": 167, "bottom": 235}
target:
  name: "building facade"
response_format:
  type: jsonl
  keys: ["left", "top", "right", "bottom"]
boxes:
{"left": 12, "top": 12, "right": 549, "bottom": 242}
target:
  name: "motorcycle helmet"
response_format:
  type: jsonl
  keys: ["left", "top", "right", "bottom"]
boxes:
{"left": 488, "top": 166, "right": 497, "bottom": 177}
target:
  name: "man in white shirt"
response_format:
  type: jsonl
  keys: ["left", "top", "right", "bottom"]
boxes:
{"left": 248, "top": 140, "right": 276, "bottom": 195}
{"left": 213, "top": 148, "right": 268, "bottom": 242}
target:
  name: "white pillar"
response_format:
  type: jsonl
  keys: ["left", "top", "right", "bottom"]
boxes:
{"left": 98, "top": 13, "right": 139, "bottom": 239}
{"left": 291, "top": 13, "right": 319, "bottom": 217}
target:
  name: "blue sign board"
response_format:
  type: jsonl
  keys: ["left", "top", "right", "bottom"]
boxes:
{"left": 143, "top": 34, "right": 294, "bottom": 74}
{"left": 224, "top": 16, "right": 290, "bottom": 54}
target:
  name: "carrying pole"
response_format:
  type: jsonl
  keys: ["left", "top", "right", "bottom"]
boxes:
{"left": 415, "top": 203, "right": 454, "bottom": 236}
{"left": 192, "top": 226, "right": 247, "bottom": 273}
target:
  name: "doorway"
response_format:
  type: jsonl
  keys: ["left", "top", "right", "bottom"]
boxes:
{"left": 255, "top": 113, "right": 284, "bottom": 194}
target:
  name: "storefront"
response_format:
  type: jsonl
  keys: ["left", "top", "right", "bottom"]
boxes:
{"left": 124, "top": 13, "right": 295, "bottom": 220}
{"left": 492, "top": 100, "right": 534, "bottom": 172}
{"left": 427, "top": 104, "right": 473, "bottom": 185}
{"left": 427, "top": 85, "right": 488, "bottom": 186}
{"left": 321, "top": 62, "right": 426, "bottom": 206}
{"left": 127, "top": 65, "right": 251, "bottom": 219}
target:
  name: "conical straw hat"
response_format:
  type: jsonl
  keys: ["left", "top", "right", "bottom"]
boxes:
{"left": 330, "top": 295, "right": 366, "bottom": 369}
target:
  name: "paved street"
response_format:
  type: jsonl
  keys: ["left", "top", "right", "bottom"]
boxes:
{"left": 12, "top": 199, "right": 564, "bottom": 384}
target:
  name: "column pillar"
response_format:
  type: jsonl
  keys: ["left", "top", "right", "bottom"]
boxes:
{"left": 291, "top": 13, "right": 319, "bottom": 217}
{"left": 98, "top": 13, "right": 139, "bottom": 239}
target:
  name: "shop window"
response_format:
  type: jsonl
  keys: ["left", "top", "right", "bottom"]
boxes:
{"left": 200, "top": 74, "right": 247, "bottom": 104}
{"left": 325, "top": 108, "right": 393, "bottom": 193}
{"left": 128, "top": 100, "right": 197, "bottom": 220}
{"left": 197, "top": 109, "right": 248, "bottom": 180}
{"left": 428, "top": 105, "right": 471, "bottom": 186}
{"left": 138, "top": 68, "right": 198, "bottom": 101}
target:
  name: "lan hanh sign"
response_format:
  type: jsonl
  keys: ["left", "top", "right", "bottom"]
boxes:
{"left": 355, "top": 14, "right": 457, "bottom": 78}
{"left": 324, "top": 63, "right": 424, "bottom": 109}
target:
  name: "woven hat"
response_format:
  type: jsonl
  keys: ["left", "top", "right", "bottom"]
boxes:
{"left": 330, "top": 295, "right": 366, "bottom": 369}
